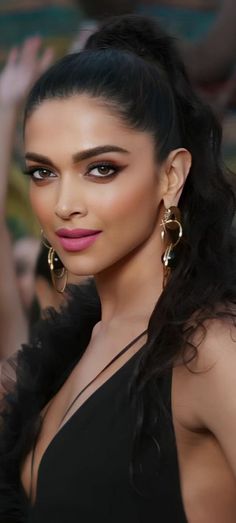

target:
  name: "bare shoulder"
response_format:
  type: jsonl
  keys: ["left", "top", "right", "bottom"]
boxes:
{"left": 190, "top": 315, "right": 236, "bottom": 370}
{"left": 173, "top": 315, "right": 236, "bottom": 430}
{"left": 173, "top": 313, "right": 236, "bottom": 478}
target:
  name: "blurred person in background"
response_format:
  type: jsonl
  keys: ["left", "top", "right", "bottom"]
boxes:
{"left": 0, "top": 36, "right": 54, "bottom": 359}
{"left": 138, "top": 0, "right": 236, "bottom": 119}
{"left": 75, "top": 0, "right": 236, "bottom": 84}
{"left": 168, "top": 0, "right": 236, "bottom": 85}
{"left": 73, "top": 0, "right": 236, "bottom": 118}
{"left": 177, "top": 0, "right": 236, "bottom": 120}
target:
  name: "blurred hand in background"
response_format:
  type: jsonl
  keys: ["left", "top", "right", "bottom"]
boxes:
{"left": 0, "top": 36, "right": 54, "bottom": 360}
{"left": 0, "top": 35, "right": 54, "bottom": 108}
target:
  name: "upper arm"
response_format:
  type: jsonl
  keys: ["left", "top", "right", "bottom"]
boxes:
{"left": 173, "top": 318, "right": 236, "bottom": 477}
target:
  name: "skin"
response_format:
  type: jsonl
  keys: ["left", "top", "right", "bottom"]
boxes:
{"left": 173, "top": 320, "right": 236, "bottom": 522}
{"left": 25, "top": 95, "right": 189, "bottom": 322}
{"left": 21, "top": 94, "right": 236, "bottom": 520}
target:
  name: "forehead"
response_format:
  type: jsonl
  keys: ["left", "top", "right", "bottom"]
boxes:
{"left": 24, "top": 94, "right": 155, "bottom": 158}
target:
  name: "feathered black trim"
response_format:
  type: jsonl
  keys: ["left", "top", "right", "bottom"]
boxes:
{"left": 0, "top": 279, "right": 100, "bottom": 522}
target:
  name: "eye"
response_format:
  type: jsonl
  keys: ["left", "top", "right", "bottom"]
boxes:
{"left": 87, "top": 162, "right": 119, "bottom": 178}
{"left": 23, "top": 167, "right": 56, "bottom": 180}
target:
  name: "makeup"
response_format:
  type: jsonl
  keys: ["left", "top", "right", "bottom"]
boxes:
{"left": 56, "top": 228, "right": 102, "bottom": 252}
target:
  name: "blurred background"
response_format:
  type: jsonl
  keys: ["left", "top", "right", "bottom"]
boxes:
{"left": 2, "top": 0, "right": 236, "bottom": 239}
{"left": 1, "top": 0, "right": 236, "bottom": 357}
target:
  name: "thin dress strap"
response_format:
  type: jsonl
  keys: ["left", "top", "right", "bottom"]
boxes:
{"left": 29, "top": 329, "right": 147, "bottom": 505}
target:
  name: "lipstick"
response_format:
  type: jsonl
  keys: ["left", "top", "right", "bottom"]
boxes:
{"left": 56, "top": 228, "right": 101, "bottom": 252}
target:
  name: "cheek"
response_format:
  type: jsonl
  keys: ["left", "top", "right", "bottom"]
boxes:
{"left": 96, "top": 175, "right": 159, "bottom": 232}
{"left": 29, "top": 184, "right": 54, "bottom": 225}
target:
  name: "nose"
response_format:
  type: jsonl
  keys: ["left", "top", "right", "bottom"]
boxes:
{"left": 55, "top": 177, "right": 87, "bottom": 220}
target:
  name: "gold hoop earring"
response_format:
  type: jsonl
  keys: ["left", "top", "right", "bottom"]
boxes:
{"left": 48, "top": 247, "right": 68, "bottom": 294}
{"left": 40, "top": 230, "right": 67, "bottom": 293}
{"left": 161, "top": 206, "right": 183, "bottom": 288}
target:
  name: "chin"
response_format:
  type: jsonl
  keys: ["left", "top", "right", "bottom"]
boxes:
{"left": 64, "top": 251, "right": 126, "bottom": 278}
{"left": 66, "top": 260, "right": 99, "bottom": 278}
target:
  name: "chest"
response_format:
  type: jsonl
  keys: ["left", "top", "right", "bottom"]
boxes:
{"left": 25, "top": 367, "right": 185, "bottom": 522}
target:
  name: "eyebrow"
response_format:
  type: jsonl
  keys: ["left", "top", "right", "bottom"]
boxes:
{"left": 25, "top": 145, "right": 130, "bottom": 166}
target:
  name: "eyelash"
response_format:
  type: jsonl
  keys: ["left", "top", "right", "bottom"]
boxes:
{"left": 23, "top": 162, "right": 122, "bottom": 181}
{"left": 23, "top": 167, "right": 54, "bottom": 181}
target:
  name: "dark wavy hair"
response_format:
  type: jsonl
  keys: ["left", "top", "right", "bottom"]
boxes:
{"left": 1, "top": 14, "right": 236, "bottom": 520}
{"left": 24, "top": 12, "right": 236, "bottom": 383}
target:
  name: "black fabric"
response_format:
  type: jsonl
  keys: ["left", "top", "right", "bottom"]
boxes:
{"left": 0, "top": 280, "right": 187, "bottom": 522}
{"left": 28, "top": 354, "right": 187, "bottom": 523}
{"left": 0, "top": 281, "right": 100, "bottom": 523}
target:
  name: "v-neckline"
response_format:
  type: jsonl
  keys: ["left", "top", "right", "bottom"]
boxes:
{"left": 30, "top": 341, "right": 147, "bottom": 510}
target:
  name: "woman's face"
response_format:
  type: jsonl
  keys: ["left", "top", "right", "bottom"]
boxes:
{"left": 24, "top": 94, "right": 165, "bottom": 277}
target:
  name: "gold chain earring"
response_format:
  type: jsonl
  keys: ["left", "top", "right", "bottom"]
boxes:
{"left": 161, "top": 206, "right": 183, "bottom": 288}
{"left": 41, "top": 229, "right": 68, "bottom": 293}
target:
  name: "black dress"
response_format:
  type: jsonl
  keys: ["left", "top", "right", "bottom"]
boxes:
{"left": 0, "top": 282, "right": 187, "bottom": 522}
{"left": 28, "top": 351, "right": 187, "bottom": 522}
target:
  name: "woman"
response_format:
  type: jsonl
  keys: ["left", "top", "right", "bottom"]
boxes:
{"left": 1, "top": 14, "right": 236, "bottom": 523}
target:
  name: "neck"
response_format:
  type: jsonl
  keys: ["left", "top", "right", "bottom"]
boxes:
{"left": 94, "top": 233, "right": 164, "bottom": 331}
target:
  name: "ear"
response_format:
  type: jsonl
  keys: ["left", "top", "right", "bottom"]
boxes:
{"left": 161, "top": 148, "right": 192, "bottom": 209}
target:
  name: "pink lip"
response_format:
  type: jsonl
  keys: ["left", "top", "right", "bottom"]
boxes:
{"left": 56, "top": 229, "right": 101, "bottom": 252}
{"left": 56, "top": 228, "right": 101, "bottom": 238}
